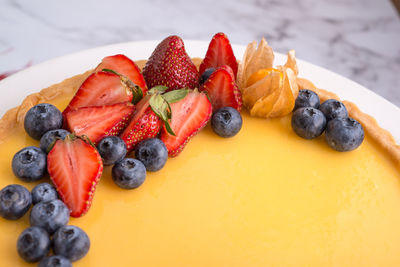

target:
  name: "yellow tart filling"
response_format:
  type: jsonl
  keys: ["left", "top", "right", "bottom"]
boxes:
{"left": 1, "top": 90, "right": 400, "bottom": 266}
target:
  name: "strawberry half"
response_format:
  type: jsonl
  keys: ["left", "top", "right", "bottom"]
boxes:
{"left": 120, "top": 86, "right": 189, "bottom": 151}
{"left": 95, "top": 54, "right": 147, "bottom": 95}
{"left": 199, "top": 32, "right": 238, "bottom": 79}
{"left": 65, "top": 102, "right": 135, "bottom": 144}
{"left": 142, "top": 35, "right": 199, "bottom": 91}
{"left": 199, "top": 65, "right": 242, "bottom": 111}
{"left": 47, "top": 135, "right": 103, "bottom": 217}
{"left": 160, "top": 90, "right": 212, "bottom": 157}
{"left": 63, "top": 71, "right": 136, "bottom": 114}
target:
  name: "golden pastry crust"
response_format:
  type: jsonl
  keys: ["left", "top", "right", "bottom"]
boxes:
{"left": 0, "top": 58, "right": 399, "bottom": 172}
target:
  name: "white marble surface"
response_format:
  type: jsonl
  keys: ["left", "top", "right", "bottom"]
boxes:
{"left": 0, "top": 0, "right": 399, "bottom": 106}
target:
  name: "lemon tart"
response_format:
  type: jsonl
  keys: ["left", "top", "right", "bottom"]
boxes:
{"left": 1, "top": 46, "right": 400, "bottom": 267}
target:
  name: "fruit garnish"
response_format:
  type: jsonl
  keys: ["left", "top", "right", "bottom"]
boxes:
{"left": 325, "top": 117, "right": 364, "bottom": 151}
{"left": 199, "top": 32, "right": 238, "bottom": 78}
{"left": 120, "top": 87, "right": 188, "bottom": 151}
{"left": 17, "top": 226, "right": 50, "bottom": 263}
{"left": 65, "top": 102, "right": 135, "bottom": 145}
{"left": 160, "top": 90, "right": 212, "bottom": 157}
{"left": 237, "top": 38, "right": 299, "bottom": 118}
{"left": 53, "top": 225, "right": 90, "bottom": 262}
{"left": 30, "top": 199, "right": 70, "bottom": 234}
{"left": 95, "top": 54, "right": 147, "bottom": 95}
{"left": 294, "top": 89, "right": 320, "bottom": 111}
{"left": 112, "top": 158, "right": 146, "bottom": 189}
{"left": 96, "top": 136, "right": 127, "bottom": 166}
{"left": 24, "top": 103, "right": 63, "bottom": 140}
{"left": 63, "top": 71, "right": 135, "bottom": 114}
{"left": 246, "top": 68, "right": 282, "bottom": 87}
{"left": 237, "top": 38, "right": 275, "bottom": 89}
{"left": 199, "top": 65, "right": 242, "bottom": 111}
{"left": 291, "top": 107, "right": 327, "bottom": 139}
{"left": 31, "top": 183, "right": 58, "bottom": 204}
{"left": 319, "top": 99, "right": 348, "bottom": 121}
{"left": 135, "top": 138, "right": 168, "bottom": 172}
{"left": 12, "top": 146, "right": 47, "bottom": 182}
{"left": 211, "top": 107, "right": 243, "bottom": 138}
{"left": 0, "top": 184, "right": 32, "bottom": 220}
{"left": 47, "top": 135, "right": 103, "bottom": 217}
{"left": 142, "top": 35, "right": 199, "bottom": 91}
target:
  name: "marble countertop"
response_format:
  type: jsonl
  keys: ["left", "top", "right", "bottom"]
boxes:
{"left": 1, "top": 0, "right": 399, "bottom": 106}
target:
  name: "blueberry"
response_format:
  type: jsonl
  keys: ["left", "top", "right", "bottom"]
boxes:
{"left": 325, "top": 117, "right": 364, "bottom": 151}
{"left": 53, "top": 225, "right": 90, "bottom": 262}
{"left": 199, "top": 67, "right": 216, "bottom": 85}
{"left": 31, "top": 183, "right": 58, "bottom": 204}
{"left": 0, "top": 184, "right": 32, "bottom": 220}
{"left": 211, "top": 107, "right": 243, "bottom": 138}
{"left": 319, "top": 99, "right": 348, "bottom": 121}
{"left": 17, "top": 226, "right": 51, "bottom": 263}
{"left": 294, "top": 89, "right": 320, "bottom": 110}
{"left": 97, "top": 136, "right": 127, "bottom": 166}
{"left": 24, "top": 103, "right": 63, "bottom": 140}
{"left": 30, "top": 199, "right": 69, "bottom": 234}
{"left": 112, "top": 158, "right": 146, "bottom": 189}
{"left": 135, "top": 138, "right": 168, "bottom": 172}
{"left": 39, "top": 255, "right": 72, "bottom": 267}
{"left": 291, "top": 107, "right": 327, "bottom": 139}
{"left": 40, "top": 129, "right": 70, "bottom": 153}
{"left": 12, "top": 146, "right": 47, "bottom": 182}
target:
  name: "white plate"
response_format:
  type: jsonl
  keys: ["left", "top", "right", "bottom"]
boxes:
{"left": 0, "top": 40, "right": 399, "bottom": 142}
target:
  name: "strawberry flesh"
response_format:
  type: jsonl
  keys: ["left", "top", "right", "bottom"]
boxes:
{"left": 65, "top": 102, "right": 135, "bottom": 144}
{"left": 120, "top": 95, "right": 162, "bottom": 151}
{"left": 47, "top": 136, "right": 103, "bottom": 217}
{"left": 199, "top": 32, "right": 238, "bottom": 79}
{"left": 142, "top": 35, "right": 199, "bottom": 91}
{"left": 95, "top": 54, "right": 147, "bottom": 95}
{"left": 200, "top": 65, "right": 242, "bottom": 111}
{"left": 161, "top": 90, "right": 212, "bottom": 157}
{"left": 63, "top": 71, "right": 133, "bottom": 114}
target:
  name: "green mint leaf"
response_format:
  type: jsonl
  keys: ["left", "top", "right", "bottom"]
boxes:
{"left": 162, "top": 89, "right": 189, "bottom": 104}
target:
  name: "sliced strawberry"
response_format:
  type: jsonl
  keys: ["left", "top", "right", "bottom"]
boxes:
{"left": 160, "top": 90, "right": 212, "bottom": 157}
{"left": 47, "top": 135, "right": 103, "bottom": 217}
{"left": 199, "top": 65, "right": 242, "bottom": 111}
{"left": 120, "top": 87, "right": 189, "bottom": 151}
{"left": 120, "top": 96, "right": 162, "bottom": 152}
{"left": 199, "top": 32, "right": 238, "bottom": 79}
{"left": 63, "top": 71, "right": 134, "bottom": 114}
{"left": 65, "top": 102, "right": 135, "bottom": 144}
{"left": 95, "top": 54, "right": 147, "bottom": 95}
{"left": 142, "top": 35, "right": 199, "bottom": 91}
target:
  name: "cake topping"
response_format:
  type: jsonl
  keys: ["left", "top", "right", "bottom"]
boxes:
{"left": 95, "top": 54, "right": 148, "bottom": 95}
{"left": 24, "top": 103, "right": 63, "bottom": 140}
{"left": 294, "top": 89, "right": 321, "bottom": 111}
{"left": 63, "top": 71, "right": 136, "bottom": 114}
{"left": 325, "top": 117, "right": 364, "bottom": 151}
{"left": 142, "top": 35, "right": 199, "bottom": 91}
{"left": 47, "top": 135, "right": 103, "bottom": 217}
{"left": 0, "top": 184, "right": 32, "bottom": 220}
{"left": 199, "top": 65, "right": 242, "bottom": 111}
{"left": 112, "top": 158, "right": 146, "bottom": 189}
{"left": 211, "top": 107, "right": 243, "bottom": 138}
{"left": 65, "top": 102, "right": 135, "bottom": 145}
{"left": 237, "top": 39, "right": 299, "bottom": 118}
{"left": 96, "top": 136, "right": 127, "bottom": 166}
{"left": 319, "top": 99, "right": 349, "bottom": 121}
{"left": 52, "top": 225, "right": 90, "bottom": 262}
{"left": 160, "top": 90, "right": 212, "bottom": 157}
{"left": 134, "top": 138, "right": 168, "bottom": 172}
{"left": 199, "top": 32, "right": 238, "bottom": 78}
{"left": 291, "top": 107, "right": 327, "bottom": 139}
{"left": 12, "top": 146, "right": 47, "bottom": 182}
{"left": 17, "top": 226, "right": 51, "bottom": 263}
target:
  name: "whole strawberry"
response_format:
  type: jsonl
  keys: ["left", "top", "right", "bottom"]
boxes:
{"left": 142, "top": 35, "right": 199, "bottom": 91}
{"left": 120, "top": 86, "right": 189, "bottom": 151}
